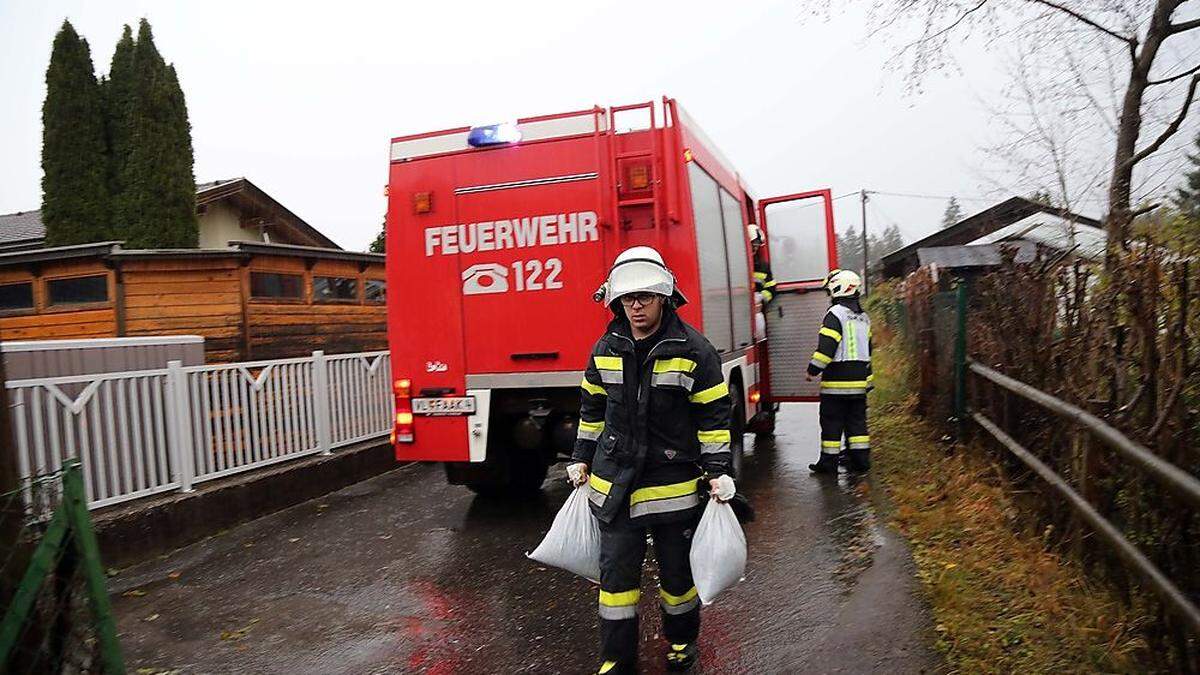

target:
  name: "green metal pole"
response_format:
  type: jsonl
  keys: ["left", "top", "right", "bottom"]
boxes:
{"left": 0, "top": 507, "right": 68, "bottom": 666}
{"left": 62, "top": 461, "right": 125, "bottom": 675}
{"left": 953, "top": 281, "right": 969, "bottom": 419}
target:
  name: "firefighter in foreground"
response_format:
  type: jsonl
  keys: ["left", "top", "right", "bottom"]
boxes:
{"left": 806, "top": 268, "right": 873, "bottom": 474}
{"left": 567, "top": 246, "right": 735, "bottom": 674}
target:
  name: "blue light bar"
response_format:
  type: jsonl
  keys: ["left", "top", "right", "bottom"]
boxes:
{"left": 467, "top": 122, "right": 522, "bottom": 147}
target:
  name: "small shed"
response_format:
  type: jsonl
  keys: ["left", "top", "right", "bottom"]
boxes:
{"left": 880, "top": 196, "right": 1103, "bottom": 279}
{"left": 0, "top": 241, "right": 386, "bottom": 363}
{"left": 0, "top": 178, "right": 386, "bottom": 363}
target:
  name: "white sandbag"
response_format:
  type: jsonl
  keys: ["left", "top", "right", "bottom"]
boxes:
{"left": 527, "top": 485, "right": 602, "bottom": 583}
{"left": 689, "top": 498, "right": 747, "bottom": 604}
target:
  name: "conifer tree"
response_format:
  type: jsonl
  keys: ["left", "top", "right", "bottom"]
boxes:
{"left": 41, "top": 20, "right": 110, "bottom": 246}
{"left": 1173, "top": 133, "right": 1200, "bottom": 222}
{"left": 111, "top": 19, "right": 198, "bottom": 248}
{"left": 103, "top": 25, "right": 135, "bottom": 205}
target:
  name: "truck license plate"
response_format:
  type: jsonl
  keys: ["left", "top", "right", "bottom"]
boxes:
{"left": 412, "top": 396, "right": 476, "bottom": 416}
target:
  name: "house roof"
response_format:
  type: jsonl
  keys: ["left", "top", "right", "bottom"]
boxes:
{"left": 196, "top": 177, "right": 340, "bottom": 249}
{"left": 0, "top": 177, "right": 340, "bottom": 251}
{"left": 0, "top": 239, "right": 382, "bottom": 269}
{"left": 880, "top": 196, "right": 1103, "bottom": 278}
{"left": 0, "top": 211, "right": 50, "bottom": 250}
{"left": 916, "top": 240, "right": 1039, "bottom": 268}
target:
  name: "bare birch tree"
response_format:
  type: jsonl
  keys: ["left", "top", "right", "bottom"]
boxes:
{"left": 853, "top": 0, "right": 1200, "bottom": 264}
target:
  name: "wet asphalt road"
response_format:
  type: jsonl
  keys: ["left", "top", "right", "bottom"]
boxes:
{"left": 111, "top": 403, "right": 940, "bottom": 674}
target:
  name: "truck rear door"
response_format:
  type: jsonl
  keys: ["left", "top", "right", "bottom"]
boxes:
{"left": 450, "top": 136, "right": 611, "bottom": 377}
{"left": 757, "top": 189, "right": 838, "bottom": 401}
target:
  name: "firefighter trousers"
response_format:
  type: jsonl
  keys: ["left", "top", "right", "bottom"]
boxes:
{"left": 598, "top": 510, "right": 701, "bottom": 665}
{"left": 818, "top": 395, "right": 869, "bottom": 457}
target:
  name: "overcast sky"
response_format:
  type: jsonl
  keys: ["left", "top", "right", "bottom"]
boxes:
{"left": 0, "top": 0, "right": 1173, "bottom": 252}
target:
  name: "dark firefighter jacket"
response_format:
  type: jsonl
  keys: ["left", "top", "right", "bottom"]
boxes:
{"left": 572, "top": 307, "right": 733, "bottom": 526}
{"left": 806, "top": 296, "right": 873, "bottom": 396}
{"left": 753, "top": 260, "right": 776, "bottom": 304}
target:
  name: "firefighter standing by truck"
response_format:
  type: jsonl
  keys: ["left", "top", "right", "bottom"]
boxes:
{"left": 806, "top": 269, "right": 873, "bottom": 474}
{"left": 567, "top": 246, "right": 735, "bottom": 674}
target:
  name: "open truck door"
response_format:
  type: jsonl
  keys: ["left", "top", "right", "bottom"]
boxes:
{"left": 757, "top": 189, "right": 838, "bottom": 402}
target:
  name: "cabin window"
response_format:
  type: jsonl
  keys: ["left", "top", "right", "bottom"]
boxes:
{"left": 0, "top": 282, "right": 34, "bottom": 311}
{"left": 313, "top": 276, "right": 358, "bottom": 302}
{"left": 250, "top": 272, "right": 304, "bottom": 300}
{"left": 364, "top": 279, "right": 386, "bottom": 303}
{"left": 46, "top": 275, "right": 108, "bottom": 306}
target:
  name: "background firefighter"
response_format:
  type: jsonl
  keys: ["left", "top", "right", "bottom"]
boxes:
{"left": 806, "top": 268, "right": 873, "bottom": 474}
{"left": 567, "top": 246, "right": 735, "bottom": 674}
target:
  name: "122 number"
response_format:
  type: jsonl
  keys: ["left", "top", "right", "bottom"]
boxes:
{"left": 511, "top": 258, "right": 563, "bottom": 292}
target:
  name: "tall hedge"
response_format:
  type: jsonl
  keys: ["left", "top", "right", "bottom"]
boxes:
{"left": 41, "top": 20, "right": 110, "bottom": 246}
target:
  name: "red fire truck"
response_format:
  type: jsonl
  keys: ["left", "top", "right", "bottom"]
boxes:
{"left": 385, "top": 97, "right": 838, "bottom": 494}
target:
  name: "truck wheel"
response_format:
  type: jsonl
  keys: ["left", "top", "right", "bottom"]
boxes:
{"left": 465, "top": 448, "right": 548, "bottom": 497}
{"left": 754, "top": 407, "right": 777, "bottom": 440}
{"left": 730, "top": 382, "right": 746, "bottom": 479}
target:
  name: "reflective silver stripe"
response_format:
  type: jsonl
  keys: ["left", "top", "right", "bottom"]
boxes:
{"left": 848, "top": 442, "right": 870, "bottom": 450}
{"left": 651, "top": 372, "right": 695, "bottom": 390}
{"left": 661, "top": 596, "right": 700, "bottom": 615}
{"left": 821, "top": 387, "right": 867, "bottom": 396}
{"left": 809, "top": 359, "right": 828, "bottom": 371}
{"left": 700, "top": 442, "right": 729, "bottom": 455}
{"left": 455, "top": 171, "right": 598, "bottom": 195}
{"left": 599, "top": 370, "right": 623, "bottom": 384}
{"left": 577, "top": 426, "right": 603, "bottom": 441}
{"left": 588, "top": 487, "right": 607, "bottom": 507}
{"left": 629, "top": 493, "right": 700, "bottom": 519}
{"left": 821, "top": 448, "right": 842, "bottom": 455}
{"left": 598, "top": 604, "right": 637, "bottom": 620}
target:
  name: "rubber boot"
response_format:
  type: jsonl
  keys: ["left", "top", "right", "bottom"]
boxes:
{"left": 597, "top": 659, "right": 636, "bottom": 675}
{"left": 665, "top": 642, "right": 699, "bottom": 671}
{"left": 847, "top": 449, "right": 871, "bottom": 473}
{"left": 808, "top": 452, "right": 840, "bottom": 474}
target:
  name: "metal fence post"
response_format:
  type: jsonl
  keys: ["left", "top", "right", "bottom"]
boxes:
{"left": 312, "top": 351, "right": 333, "bottom": 455}
{"left": 953, "top": 281, "right": 968, "bottom": 420}
{"left": 166, "top": 360, "right": 195, "bottom": 492}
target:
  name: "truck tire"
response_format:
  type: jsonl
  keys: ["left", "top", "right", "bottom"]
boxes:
{"left": 465, "top": 448, "right": 548, "bottom": 497}
{"left": 730, "top": 382, "right": 746, "bottom": 479}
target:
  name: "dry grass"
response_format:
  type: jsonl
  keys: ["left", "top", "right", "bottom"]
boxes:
{"left": 868, "top": 339, "right": 1152, "bottom": 673}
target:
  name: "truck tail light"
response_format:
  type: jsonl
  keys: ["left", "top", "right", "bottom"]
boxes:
{"left": 392, "top": 378, "right": 414, "bottom": 443}
{"left": 749, "top": 389, "right": 761, "bottom": 404}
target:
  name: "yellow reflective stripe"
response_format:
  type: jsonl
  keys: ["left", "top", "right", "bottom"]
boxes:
{"left": 599, "top": 589, "right": 641, "bottom": 607}
{"left": 822, "top": 380, "right": 869, "bottom": 389}
{"left": 689, "top": 381, "right": 728, "bottom": 404}
{"left": 579, "top": 420, "right": 605, "bottom": 433}
{"left": 599, "top": 661, "right": 619, "bottom": 674}
{"left": 763, "top": 279, "right": 777, "bottom": 289}
{"left": 593, "top": 355, "right": 622, "bottom": 371}
{"left": 867, "top": 373, "right": 875, "bottom": 382}
{"left": 819, "top": 327, "right": 842, "bottom": 341}
{"left": 629, "top": 478, "right": 698, "bottom": 506}
{"left": 697, "top": 429, "right": 731, "bottom": 443}
{"left": 653, "top": 357, "right": 698, "bottom": 374}
{"left": 753, "top": 271, "right": 768, "bottom": 281}
{"left": 589, "top": 473, "right": 612, "bottom": 495}
{"left": 581, "top": 378, "right": 606, "bottom": 396}
{"left": 659, "top": 586, "right": 698, "bottom": 606}
{"left": 821, "top": 440, "right": 842, "bottom": 448}
{"left": 848, "top": 436, "right": 870, "bottom": 443}
{"left": 811, "top": 351, "right": 832, "bottom": 364}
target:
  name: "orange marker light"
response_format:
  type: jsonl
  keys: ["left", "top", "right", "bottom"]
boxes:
{"left": 750, "top": 391, "right": 762, "bottom": 403}
{"left": 628, "top": 163, "right": 650, "bottom": 190}
{"left": 413, "top": 191, "right": 432, "bottom": 214}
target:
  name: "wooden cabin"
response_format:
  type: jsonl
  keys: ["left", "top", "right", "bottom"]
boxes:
{"left": 0, "top": 241, "right": 385, "bottom": 363}
{"left": 0, "top": 178, "right": 385, "bottom": 363}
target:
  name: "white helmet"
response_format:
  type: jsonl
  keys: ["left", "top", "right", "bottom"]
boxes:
{"left": 823, "top": 268, "right": 862, "bottom": 298}
{"left": 747, "top": 224, "right": 765, "bottom": 250}
{"left": 598, "top": 246, "right": 687, "bottom": 307}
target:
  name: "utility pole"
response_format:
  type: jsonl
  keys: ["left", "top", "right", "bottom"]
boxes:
{"left": 860, "top": 189, "right": 870, "bottom": 296}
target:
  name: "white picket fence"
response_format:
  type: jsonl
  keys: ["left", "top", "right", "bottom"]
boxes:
{"left": 6, "top": 350, "right": 393, "bottom": 510}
